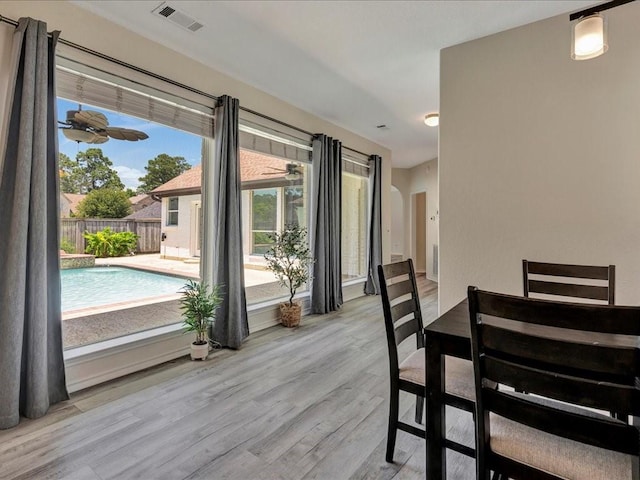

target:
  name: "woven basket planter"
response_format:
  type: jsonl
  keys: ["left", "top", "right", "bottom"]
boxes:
{"left": 280, "top": 302, "right": 302, "bottom": 328}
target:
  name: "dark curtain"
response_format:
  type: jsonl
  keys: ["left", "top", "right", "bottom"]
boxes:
{"left": 364, "top": 155, "right": 382, "bottom": 295}
{"left": 310, "top": 135, "right": 343, "bottom": 314}
{"left": 0, "top": 18, "right": 68, "bottom": 429}
{"left": 205, "top": 95, "right": 249, "bottom": 348}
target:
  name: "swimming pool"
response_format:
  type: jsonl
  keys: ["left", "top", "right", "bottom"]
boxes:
{"left": 61, "top": 267, "right": 188, "bottom": 312}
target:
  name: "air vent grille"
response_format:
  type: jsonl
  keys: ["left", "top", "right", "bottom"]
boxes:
{"left": 152, "top": 2, "right": 204, "bottom": 33}
{"left": 158, "top": 6, "right": 175, "bottom": 18}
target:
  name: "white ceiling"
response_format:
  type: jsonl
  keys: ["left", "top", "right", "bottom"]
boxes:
{"left": 72, "top": 0, "right": 597, "bottom": 168}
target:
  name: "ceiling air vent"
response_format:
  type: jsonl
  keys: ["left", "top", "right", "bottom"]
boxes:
{"left": 152, "top": 2, "right": 204, "bottom": 33}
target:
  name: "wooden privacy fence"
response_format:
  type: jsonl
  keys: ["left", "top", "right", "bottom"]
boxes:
{"left": 60, "top": 218, "right": 161, "bottom": 254}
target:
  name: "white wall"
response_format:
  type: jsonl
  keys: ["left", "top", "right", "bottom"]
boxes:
{"left": 392, "top": 158, "right": 438, "bottom": 280}
{"left": 439, "top": 3, "right": 640, "bottom": 311}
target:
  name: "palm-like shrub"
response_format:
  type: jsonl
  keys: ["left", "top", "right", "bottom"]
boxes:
{"left": 83, "top": 227, "right": 138, "bottom": 257}
{"left": 264, "top": 224, "right": 314, "bottom": 306}
{"left": 180, "top": 280, "right": 223, "bottom": 345}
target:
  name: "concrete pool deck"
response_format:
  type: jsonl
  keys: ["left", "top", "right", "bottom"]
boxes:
{"left": 62, "top": 254, "right": 291, "bottom": 349}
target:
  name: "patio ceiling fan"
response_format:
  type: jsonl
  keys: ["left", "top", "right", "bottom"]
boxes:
{"left": 261, "top": 163, "right": 303, "bottom": 181}
{"left": 58, "top": 105, "right": 149, "bottom": 144}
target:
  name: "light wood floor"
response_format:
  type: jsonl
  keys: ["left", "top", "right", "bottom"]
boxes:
{"left": 0, "top": 277, "right": 475, "bottom": 480}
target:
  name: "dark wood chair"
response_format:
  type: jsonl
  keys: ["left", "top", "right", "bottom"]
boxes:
{"left": 377, "top": 259, "right": 475, "bottom": 463}
{"left": 522, "top": 259, "right": 615, "bottom": 304}
{"left": 468, "top": 286, "right": 640, "bottom": 480}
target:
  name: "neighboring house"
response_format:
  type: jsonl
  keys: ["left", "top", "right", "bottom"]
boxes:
{"left": 129, "top": 194, "right": 157, "bottom": 213}
{"left": 124, "top": 201, "right": 161, "bottom": 220}
{"left": 151, "top": 150, "right": 305, "bottom": 261}
{"left": 59, "top": 193, "right": 86, "bottom": 218}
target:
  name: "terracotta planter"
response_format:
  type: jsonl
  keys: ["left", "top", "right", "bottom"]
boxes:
{"left": 280, "top": 302, "right": 302, "bottom": 328}
{"left": 190, "top": 342, "right": 209, "bottom": 360}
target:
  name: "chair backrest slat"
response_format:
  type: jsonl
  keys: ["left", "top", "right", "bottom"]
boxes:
{"left": 523, "top": 260, "right": 615, "bottom": 305}
{"left": 528, "top": 280, "right": 609, "bottom": 301}
{"left": 391, "top": 298, "right": 417, "bottom": 323}
{"left": 483, "top": 356, "right": 639, "bottom": 415}
{"left": 386, "top": 279, "right": 414, "bottom": 302}
{"left": 394, "top": 318, "right": 421, "bottom": 346}
{"left": 476, "top": 290, "right": 640, "bottom": 335}
{"left": 525, "top": 261, "right": 611, "bottom": 280}
{"left": 481, "top": 323, "right": 639, "bottom": 378}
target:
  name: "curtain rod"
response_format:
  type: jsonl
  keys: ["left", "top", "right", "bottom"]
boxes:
{"left": 0, "top": 14, "right": 373, "bottom": 159}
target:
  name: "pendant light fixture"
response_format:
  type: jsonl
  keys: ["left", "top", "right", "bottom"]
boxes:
{"left": 570, "top": 0, "right": 635, "bottom": 61}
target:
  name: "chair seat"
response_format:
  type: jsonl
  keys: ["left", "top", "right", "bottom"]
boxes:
{"left": 491, "top": 412, "right": 633, "bottom": 480}
{"left": 399, "top": 348, "right": 475, "bottom": 401}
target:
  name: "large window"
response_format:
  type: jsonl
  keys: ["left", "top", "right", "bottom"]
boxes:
{"left": 240, "top": 148, "right": 311, "bottom": 304}
{"left": 55, "top": 55, "right": 212, "bottom": 350}
{"left": 342, "top": 166, "right": 369, "bottom": 281}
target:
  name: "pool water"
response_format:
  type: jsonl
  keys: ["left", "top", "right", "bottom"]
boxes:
{"left": 61, "top": 267, "right": 188, "bottom": 312}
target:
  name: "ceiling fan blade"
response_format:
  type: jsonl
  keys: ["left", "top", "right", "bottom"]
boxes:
{"left": 74, "top": 110, "right": 109, "bottom": 130}
{"left": 104, "top": 127, "right": 149, "bottom": 141}
{"left": 62, "top": 128, "right": 109, "bottom": 144}
{"left": 261, "top": 172, "right": 286, "bottom": 176}
{"left": 265, "top": 166, "right": 287, "bottom": 172}
{"left": 90, "top": 134, "right": 109, "bottom": 144}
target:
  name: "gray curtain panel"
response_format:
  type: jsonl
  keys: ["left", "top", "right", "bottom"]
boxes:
{"left": 364, "top": 155, "right": 382, "bottom": 295}
{"left": 310, "top": 135, "right": 343, "bottom": 314}
{"left": 206, "top": 95, "right": 249, "bottom": 349}
{"left": 0, "top": 18, "right": 68, "bottom": 430}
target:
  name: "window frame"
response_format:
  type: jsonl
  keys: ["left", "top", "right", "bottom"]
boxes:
{"left": 166, "top": 196, "right": 179, "bottom": 226}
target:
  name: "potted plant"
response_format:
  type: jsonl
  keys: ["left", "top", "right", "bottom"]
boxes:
{"left": 264, "top": 224, "right": 314, "bottom": 327}
{"left": 180, "top": 279, "right": 223, "bottom": 360}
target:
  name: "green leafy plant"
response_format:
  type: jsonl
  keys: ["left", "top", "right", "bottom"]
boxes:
{"left": 59, "top": 238, "right": 76, "bottom": 254}
{"left": 75, "top": 188, "right": 132, "bottom": 218}
{"left": 264, "top": 224, "right": 314, "bottom": 306}
{"left": 83, "top": 227, "right": 138, "bottom": 257}
{"left": 180, "top": 280, "right": 224, "bottom": 345}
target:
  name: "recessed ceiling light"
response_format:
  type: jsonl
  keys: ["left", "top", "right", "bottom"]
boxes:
{"left": 424, "top": 113, "right": 439, "bottom": 127}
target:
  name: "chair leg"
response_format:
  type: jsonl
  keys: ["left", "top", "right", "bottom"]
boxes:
{"left": 415, "top": 394, "right": 424, "bottom": 424}
{"left": 386, "top": 386, "right": 399, "bottom": 463}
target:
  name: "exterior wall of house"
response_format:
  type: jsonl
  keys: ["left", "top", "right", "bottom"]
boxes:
{"left": 439, "top": 3, "right": 640, "bottom": 311}
{"left": 159, "top": 194, "right": 199, "bottom": 259}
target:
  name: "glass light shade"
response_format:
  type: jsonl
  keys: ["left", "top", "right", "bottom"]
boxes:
{"left": 424, "top": 113, "right": 439, "bottom": 127}
{"left": 572, "top": 14, "right": 608, "bottom": 60}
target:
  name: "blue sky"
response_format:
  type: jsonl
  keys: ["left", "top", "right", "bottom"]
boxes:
{"left": 57, "top": 98, "right": 202, "bottom": 190}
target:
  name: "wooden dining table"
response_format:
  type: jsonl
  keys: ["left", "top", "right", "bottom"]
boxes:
{"left": 423, "top": 297, "right": 640, "bottom": 480}
{"left": 424, "top": 298, "right": 472, "bottom": 480}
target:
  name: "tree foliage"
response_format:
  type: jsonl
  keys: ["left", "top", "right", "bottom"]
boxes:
{"left": 75, "top": 188, "right": 132, "bottom": 218}
{"left": 59, "top": 148, "right": 124, "bottom": 193}
{"left": 264, "top": 224, "right": 314, "bottom": 306}
{"left": 138, "top": 153, "right": 191, "bottom": 193}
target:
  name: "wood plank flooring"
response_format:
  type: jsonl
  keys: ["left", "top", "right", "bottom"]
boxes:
{"left": 0, "top": 277, "right": 475, "bottom": 480}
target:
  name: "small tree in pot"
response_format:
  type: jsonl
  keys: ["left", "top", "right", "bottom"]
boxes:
{"left": 264, "top": 224, "right": 314, "bottom": 327}
{"left": 180, "top": 280, "right": 223, "bottom": 360}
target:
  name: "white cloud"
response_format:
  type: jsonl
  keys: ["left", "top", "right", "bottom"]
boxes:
{"left": 114, "top": 165, "right": 144, "bottom": 190}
